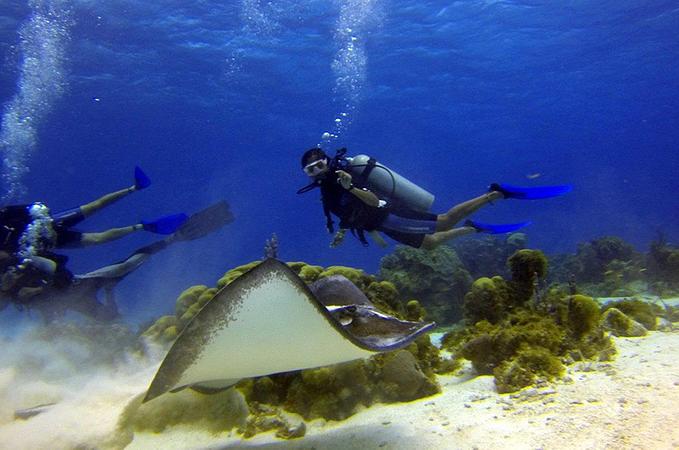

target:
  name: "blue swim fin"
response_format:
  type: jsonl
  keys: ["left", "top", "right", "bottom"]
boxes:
{"left": 142, "top": 213, "right": 189, "bottom": 234}
{"left": 465, "top": 219, "right": 531, "bottom": 234}
{"left": 490, "top": 183, "right": 572, "bottom": 199}
{"left": 135, "top": 166, "right": 152, "bottom": 190}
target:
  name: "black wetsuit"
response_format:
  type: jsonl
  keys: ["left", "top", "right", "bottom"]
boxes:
{"left": 317, "top": 171, "right": 438, "bottom": 248}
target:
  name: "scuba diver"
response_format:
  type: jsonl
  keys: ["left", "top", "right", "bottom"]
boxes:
{"left": 0, "top": 166, "right": 188, "bottom": 298}
{"left": 298, "top": 148, "right": 572, "bottom": 250}
{"left": 0, "top": 201, "right": 234, "bottom": 321}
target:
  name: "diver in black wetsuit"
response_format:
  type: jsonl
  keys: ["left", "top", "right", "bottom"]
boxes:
{"left": 0, "top": 167, "right": 188, "bottom": 298}
{"left": 0, "top": 200, "right": 233, "bottom": 321}
{"left": 298, "top": 148, "right": 571, "bottom": 250}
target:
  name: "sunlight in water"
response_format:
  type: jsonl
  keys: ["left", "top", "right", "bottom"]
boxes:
{"left": 0, "top": 0, "right": 72, "bottom": 202}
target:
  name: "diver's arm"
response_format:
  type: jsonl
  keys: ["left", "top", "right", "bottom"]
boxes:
{"left": 348, "top": 186, "right": 381, "bottom": 207}
{"left": 335, "top": 170, "right": 381, "bottom": 207}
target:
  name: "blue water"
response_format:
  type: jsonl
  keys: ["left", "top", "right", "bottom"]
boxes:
{"left": 1, "top": 0, "right": 678, "bottom": 324}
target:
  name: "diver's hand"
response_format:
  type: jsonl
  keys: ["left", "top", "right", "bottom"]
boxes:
{"left": 336, "top": 170, "right": 353, "bottom": 190}
{"left": 330, "top": 229, "right": 347, "bottom": 248}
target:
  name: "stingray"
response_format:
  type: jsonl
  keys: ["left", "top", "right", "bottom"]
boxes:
{"left": 143, "top": 259, "right": 435, "bottom": 402}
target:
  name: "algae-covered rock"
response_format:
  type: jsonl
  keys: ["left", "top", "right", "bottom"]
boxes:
{"left": 283, "top": 361, "right": 372, "bottom": 421}
{"left": 217, "top": 261, "right": 261, "bottom": 288}
{"left": 318, "top": 265, "right": 373, "bottom": 290}
{"left": 463, "top": 276, "right": 511, "bottom": 324}
{"left": 175, "top": 285, "right": 209, "bottom": 319}
{"left": 601, "top": 308, "right": 648, "bottom": 337}
{"left": 507, "top": 249, "right": 548, "bottom": 305}
{"left": 379, "top": 245, "right": 472, "bottom": 324}
{"left": 565, "top": 295, "right": 601, "bottom": 339}
{"left": 602, "top": 298, "right": 658, "bottom": 330}
{"left": 365, "top": 280, "right": 402, "bottom": 316}
{"left": 178, "top": 287, "right": 218, "bottom": 326}
{"left": 378, "top": 350, "right": 436, "bottom": 402}
{"left": 118, "top": 389, "right": 249, "bottom": 434}
{"left": 405, "top": 299, "right": 426, "bottom": 321}
{"left": 141, "top": 315, "right": 179, "bottom": 345}
{"left": 494, "top": 344, "right": 564, "bottom": 393}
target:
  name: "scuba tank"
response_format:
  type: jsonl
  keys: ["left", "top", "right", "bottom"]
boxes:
{"left": 346, "top": 154, "right": 435, "bottom": 213}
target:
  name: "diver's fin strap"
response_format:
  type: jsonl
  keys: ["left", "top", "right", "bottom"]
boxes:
{"left": 355, "top": 157, "right": 377, "bottom": 188}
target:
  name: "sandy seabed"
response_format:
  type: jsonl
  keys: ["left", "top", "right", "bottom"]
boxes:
{"left": 2, "top": 331, "right": 678, "bottom": 450}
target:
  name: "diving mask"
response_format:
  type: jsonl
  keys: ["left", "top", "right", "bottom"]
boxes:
{"left": 303, "top": 158, "right": 328, "bottom": 177}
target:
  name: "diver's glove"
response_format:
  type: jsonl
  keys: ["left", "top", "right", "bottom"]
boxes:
{"left": 141, "top": 213, "right": 189, "bottom": 234}
{"left": 330, "top": 229, "right": 347, "bottom": 248}
{"left": 134, "top": 166, "right": 152, "bottom": 190}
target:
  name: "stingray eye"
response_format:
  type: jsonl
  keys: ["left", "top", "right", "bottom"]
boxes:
{"left": 339, "top": 315, "right": 353, "bottom": 326}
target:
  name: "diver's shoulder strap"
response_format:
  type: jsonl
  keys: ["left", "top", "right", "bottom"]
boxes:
{"left": 354, "top": 157, "right": 377, "bottom": 188}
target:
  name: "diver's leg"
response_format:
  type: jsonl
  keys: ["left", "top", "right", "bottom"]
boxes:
{"left": 77, "top": 224, "right": 143, "bottom": 246}
{"left": 420, "top": 225, "right": 477, "bottom": 250}
{"left": 79, "top": 186, "right": 137, "bottom": 218}
{"left": 435, "top": 191, "right": 503, "bottom": 231}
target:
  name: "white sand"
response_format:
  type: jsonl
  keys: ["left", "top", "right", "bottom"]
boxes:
{"left": 129, "top": 331, "right": 679, "bottom": 450}
{"left": 2, "top": 331, "right": 678, "bottom": 450}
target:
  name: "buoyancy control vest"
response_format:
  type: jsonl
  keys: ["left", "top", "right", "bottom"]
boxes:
{"left": 298, "top": 148, "right": 436, "bottom": 245}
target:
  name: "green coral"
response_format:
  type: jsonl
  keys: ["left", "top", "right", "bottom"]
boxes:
{"left": 442, "top": 250, "right": 614, "bottom": 393}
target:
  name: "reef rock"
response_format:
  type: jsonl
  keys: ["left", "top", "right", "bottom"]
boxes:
{"left": 601, "top": 308, "right": 648, "bottom": 337}
{"left": 379, "top": 245, "right": 472, "bottom": 324}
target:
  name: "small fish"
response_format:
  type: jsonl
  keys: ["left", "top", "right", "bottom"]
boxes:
{"left": 526, "top": 173, "right": 542, "bottom": 179}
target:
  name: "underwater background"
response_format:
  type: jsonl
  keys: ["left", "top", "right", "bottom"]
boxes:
{"left": 0, "top": 0, "right": 678, "bottom": 328}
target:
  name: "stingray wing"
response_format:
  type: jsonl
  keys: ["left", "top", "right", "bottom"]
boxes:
{"left": 144, "top": 259, "right": 433, "bottom": 402}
